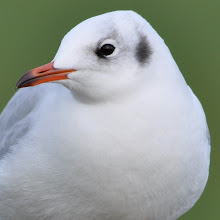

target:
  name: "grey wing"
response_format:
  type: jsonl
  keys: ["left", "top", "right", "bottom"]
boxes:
{"left": 0, "top": 84, "right": 52, "bottom": 159}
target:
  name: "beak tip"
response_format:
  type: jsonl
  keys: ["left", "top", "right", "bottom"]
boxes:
{"left": 16, "top": 79, "right": 23, "bottom": 89}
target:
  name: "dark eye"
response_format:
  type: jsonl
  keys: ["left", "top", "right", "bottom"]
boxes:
{"left": 96, "top": 44, "right": 115, "bottom": 58}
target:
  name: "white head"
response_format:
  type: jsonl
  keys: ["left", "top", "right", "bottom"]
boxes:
{"left": 17, "top": 11, "right": 178, "bottom": 103}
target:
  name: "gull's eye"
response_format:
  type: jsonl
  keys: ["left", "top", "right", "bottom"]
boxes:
{"left": 96, "top": 44, "right": 115, "bottom": 58}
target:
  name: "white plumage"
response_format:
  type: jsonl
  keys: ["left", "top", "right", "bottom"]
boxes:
{"left": 0, "top": 11, "right": 210, "bottom": 220}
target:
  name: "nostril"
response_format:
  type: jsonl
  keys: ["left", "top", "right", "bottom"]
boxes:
{"left": 38, "top": 69, "right": 50, "bottom": 74}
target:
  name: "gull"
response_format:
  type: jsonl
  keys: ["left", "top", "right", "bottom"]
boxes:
{"left": 0, "top": 11, "right": 210, "bottom": 220}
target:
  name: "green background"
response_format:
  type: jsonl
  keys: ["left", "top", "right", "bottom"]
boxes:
{"left": 0, "top": 0, "right": 219, "bottom": 219}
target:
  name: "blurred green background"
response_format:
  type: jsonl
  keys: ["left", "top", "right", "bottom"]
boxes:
{"left": 0, "top": 0, "right": 219, "bottom": 219}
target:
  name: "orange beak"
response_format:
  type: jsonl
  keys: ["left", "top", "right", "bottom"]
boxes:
{"left": 16, "top": 61, "right": 76, "bottom": 89}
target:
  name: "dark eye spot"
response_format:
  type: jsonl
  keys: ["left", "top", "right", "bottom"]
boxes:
{"left": 136, "top": 35, "right": 152, "bottom": 64}
{"left": 96, "top": 44, "right": 115, "bottom": 58}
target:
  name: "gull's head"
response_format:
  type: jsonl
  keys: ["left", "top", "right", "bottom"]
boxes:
{"left": 16, "top": 11, "right": 175, "bottom": 102}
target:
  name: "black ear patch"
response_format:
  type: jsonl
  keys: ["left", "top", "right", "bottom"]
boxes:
{"left": 136, "top": 35, "right": 152, "bottom": 64}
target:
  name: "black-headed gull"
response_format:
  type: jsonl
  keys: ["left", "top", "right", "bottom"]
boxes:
{"left": 0, "top": 11, "right": 210, "bottom": 220}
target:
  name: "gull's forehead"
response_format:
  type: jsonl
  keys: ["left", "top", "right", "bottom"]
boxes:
{"left": 63, "top": 11, "right": 145, "bottom": 46}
